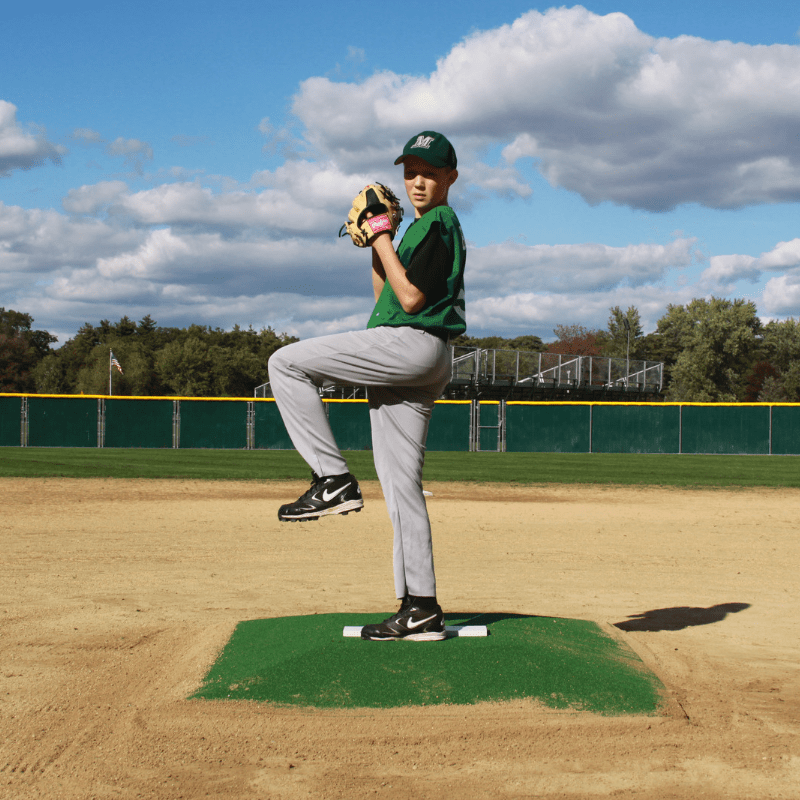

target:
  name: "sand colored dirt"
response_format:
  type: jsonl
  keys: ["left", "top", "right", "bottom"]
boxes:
{"left": 1, "top": 477, "right": 799, "bottom": 799}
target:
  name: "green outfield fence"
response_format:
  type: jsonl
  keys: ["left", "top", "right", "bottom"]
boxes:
{"left": 1, "top": 394, "right": 799, "bottom": 455}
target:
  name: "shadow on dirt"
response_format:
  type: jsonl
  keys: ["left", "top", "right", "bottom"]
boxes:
{"left": 444, "top": 612, "right": 540, "bottom": 625}
{"left": 613, "top": 602, "right": 751, "bottom": 632}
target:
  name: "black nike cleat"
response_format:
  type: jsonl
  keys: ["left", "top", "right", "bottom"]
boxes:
{"left": 360, "top": 597, "right": 446, "bottom": 641}
{"left": 278, "top": 472, "right": 363, "bottom": 522}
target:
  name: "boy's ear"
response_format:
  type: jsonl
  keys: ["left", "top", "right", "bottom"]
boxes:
{"left": 448, "top": 169, "right": 458, "bottom": 186}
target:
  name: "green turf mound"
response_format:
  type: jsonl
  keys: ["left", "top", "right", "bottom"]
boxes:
{"left": 191, "top": 612, "right": 664, "bottom": 714}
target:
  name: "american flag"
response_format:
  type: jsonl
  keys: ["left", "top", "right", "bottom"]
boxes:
{"left": 111, "top": 353, "right": 124, "bottom": 374}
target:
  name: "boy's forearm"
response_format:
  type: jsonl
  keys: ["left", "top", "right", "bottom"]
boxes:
{"left": 372, "top": 234, "right": 426, "bottom": 314}
{"left": 372, "top": 249, "right": 386, "bottom": 301}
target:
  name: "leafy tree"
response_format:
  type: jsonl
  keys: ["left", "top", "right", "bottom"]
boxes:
{"left": 0, "top": 308, "right": 57, "bottom": 391}
{"left": 506, "top": 335, "right": 545, "bottom": 352}
{"left": 73, "top": 344, "right": 157, "bottom": 396}
{"left": 138, "top": 314, "right": 157, "bottom": 335}
{"left": 744, "top": 361, "right": 780, "bottom": 402}
{"left": 26, "top": 314, "right": 298, "bottom": 397}
{"left": 0, "top": 334, "right": 35, "bottom": 392}
{"left": 756, "top": 318, "right": 800, "bottom": 401}
{"left": 212, "top": 347, "right": 265, "bottom": 397}
{"left": 112, "top": 315, "right": 138, "bottom": 338}
{"left": 451, "top": 333, "right": 544, "bottom": 352}
{"left": 604, "top": 306, "right": 644, "bottom": 359}
{"left": 547, "top": 324, "right": 607, "bottom": 356}
{"left": 155, "top": 337, "right": 217, "bottom": 396}
{"left": 658, "top": 298, "right": 761, "bottom": 401}
{"left": 32, "top": 353, "right": 69, "bottom": 394}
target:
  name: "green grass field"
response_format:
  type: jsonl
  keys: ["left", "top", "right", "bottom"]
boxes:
{"left": 1, "top": 447, "right": 798, "bottom": 487}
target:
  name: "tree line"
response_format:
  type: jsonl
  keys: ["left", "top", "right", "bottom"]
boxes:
{"left": 1, "top": 299, "right": 799, "bottom": 401}
{"left": 0, "top": 310, "right": 297, "bottom": 398}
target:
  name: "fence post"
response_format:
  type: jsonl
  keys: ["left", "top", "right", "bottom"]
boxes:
{"left": 500, "top": 400, "right": 507, "bottom": 452}
{"left": 469, "top": 400, "right": 477, "bottom": 451}
{"left": 97, "top": 398, "right": 105, "bottom": 448}
{"left": 21, "top": 396, "right": 29, "bottom": 447}
{"left": 173, "top": 400, "right": 181, "bottom": 448}
{"left": 247, "top": 401, "right": 255, "bottom": 450}
{"left": 769, "top": 405, "right": 773, "bottom": 456}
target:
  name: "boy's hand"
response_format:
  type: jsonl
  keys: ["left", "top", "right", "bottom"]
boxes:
{"left": 338, "top": 184, "right": 404, "bottom": 248}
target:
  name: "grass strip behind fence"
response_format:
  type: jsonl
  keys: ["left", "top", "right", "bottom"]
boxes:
{"left": 1, "top": 447, "right": 799, "bottom": 487}
{"left": 190, "top": 612, "right": 664, "bottom": 714}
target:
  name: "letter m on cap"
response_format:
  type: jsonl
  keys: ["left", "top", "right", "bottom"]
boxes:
{"left": 412, "top": 135, "right": 434, "bottom": 149}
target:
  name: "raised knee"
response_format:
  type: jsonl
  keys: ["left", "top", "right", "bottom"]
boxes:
{"left": 267, "top": 348, "right": 291, "bottom": 382}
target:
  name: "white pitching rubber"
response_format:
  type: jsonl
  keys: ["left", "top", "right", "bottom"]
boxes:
{"left": 343, "top": 625, "right": 488, "bottom": 638}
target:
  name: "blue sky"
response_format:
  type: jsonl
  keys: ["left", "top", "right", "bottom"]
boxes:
{"left": 2, "top": 0, "right": 799, "bottom": 344}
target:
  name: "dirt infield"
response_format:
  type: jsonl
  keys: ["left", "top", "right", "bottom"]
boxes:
{"left": 1, "top": 478, "right": 799, "bottom": 799}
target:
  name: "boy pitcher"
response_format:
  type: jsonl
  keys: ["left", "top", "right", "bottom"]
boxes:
{"left": 268, "top": 131, "right": 466, "bottom": 641}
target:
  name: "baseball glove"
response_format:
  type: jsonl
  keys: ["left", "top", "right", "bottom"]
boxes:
{"left": 339, "top": 183, "right": 404, "bottom": 247}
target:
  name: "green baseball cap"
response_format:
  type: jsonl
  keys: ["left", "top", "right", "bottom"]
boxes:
{"left": 395, "top": 131, "right": 457, "bottom": 169}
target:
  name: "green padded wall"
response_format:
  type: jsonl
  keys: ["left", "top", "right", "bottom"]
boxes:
{"left": 27, "top": 397, "right": 98, "bottom": 448}
{"left": 506, "top": 404, "right": 590, "bottom": 453}
{"left": 592, "top": 404, "right": 680, "bottom": 454}
{"left": 0, "top": 396, "right": 21, "bottom": 446}
{"left": 771, "top": 406, "right": 800, "bottom": 455}
{"left": 427, "top": 402, "right": 471, "bottom": 452}
{"left": 680, "top": 405, "right": 770, "bottom": 454}
{"left": 478, "top": 402, "right": 500, "bottom": 451}
{"left": 104, "top": 399, "right": 174, "bottom": 448}
{"left": 327, "top": 401, "right": 372, "bottom": 451}
{"left": 179, "top": 400, "right": 248, "bottom": 449}
{"left": 253, "top": 400, "right": 293, "bottom": 450}
{"left": 7, "top": 396, "right": 800, "bottom": 457}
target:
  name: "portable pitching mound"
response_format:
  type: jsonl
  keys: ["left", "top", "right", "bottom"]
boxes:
{"left": 191, "top": 612, "right": 664, "bottom": 714}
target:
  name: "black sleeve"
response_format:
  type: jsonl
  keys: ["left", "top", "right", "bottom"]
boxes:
{"left": 404, "top": 221, "right": 452, "bottom": 306}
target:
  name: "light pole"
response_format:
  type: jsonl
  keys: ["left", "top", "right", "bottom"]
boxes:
{"left": 623, "top": 317, "right": 630, "bottom": 388}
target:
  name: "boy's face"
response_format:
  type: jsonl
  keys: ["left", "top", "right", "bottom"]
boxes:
{"left": 402, "top": 155, "right": 458, "bottom": 218}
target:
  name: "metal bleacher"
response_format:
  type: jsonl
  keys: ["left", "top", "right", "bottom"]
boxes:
{"left": 254, "top": 346, "right": 664, "bottom": 401}
{"left": 443, "top": 347, "right": 664, "bottom": 401}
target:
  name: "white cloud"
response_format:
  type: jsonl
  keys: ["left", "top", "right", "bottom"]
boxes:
{"left": 700, "top": 238, "right": 800, "bottom": 294}
{"left": 701, "top": 254, "right": 760, "bottom": 287}
{"left": 291, "top": 7, "right": 800, "bottom": 210}
{"left": 761, "top": 274, "right": 800, "bottom": 316}
{"left": 346, "top": 46, "right": 365, "bottom": 64}
{"left": 737, "top": 239, "right": 800, "bottom": 316}
{"left": 468, "top": 284, "right": 697, "bottom": 339}
{"left": 105, "top": 137, "right": 154, "bottom": 172}
{"left": 115, "top": 179, "right": 342, "bottom": 233}
{"left": 0, "top": 201, "right": 143, "bottom": 279}
{"left": 0, "top": 101, "right": 64, "bottom": 176}
{"left": 95, "top": 161, "right": 381, "bottom": 234}
{"left": 3, "top": 181, "right": 794, "bottom": 341}
{"left": 63, "top": 181, "right": 129, "bottom": 214}
{"left": 758, "top": 238, "right": 800, "bottom": 269}
{"left": 468, "top": 238, "right": 696, "bottom": 294}
{"left": 72, "top": 128, "right": 103, "bottom": 143}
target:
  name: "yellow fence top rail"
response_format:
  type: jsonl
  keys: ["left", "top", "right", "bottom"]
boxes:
{"left": 1, "top": 393, "right": 798, "bottom": 407}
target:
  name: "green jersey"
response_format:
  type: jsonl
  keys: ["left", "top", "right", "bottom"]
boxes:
{"left": 367, "top": 205, "right": 466, "bottom": 339}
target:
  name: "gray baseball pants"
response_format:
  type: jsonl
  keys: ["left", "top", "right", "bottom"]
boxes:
{"left": 267, "top": 326, "right": 452, "bottom": 599}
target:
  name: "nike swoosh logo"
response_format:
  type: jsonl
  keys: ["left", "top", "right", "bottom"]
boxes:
{"left": 406, "top": 614, "right": 437, "bottom": 630}
{"left": 320, "top": 482, "right": 351, "bottom": 502}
